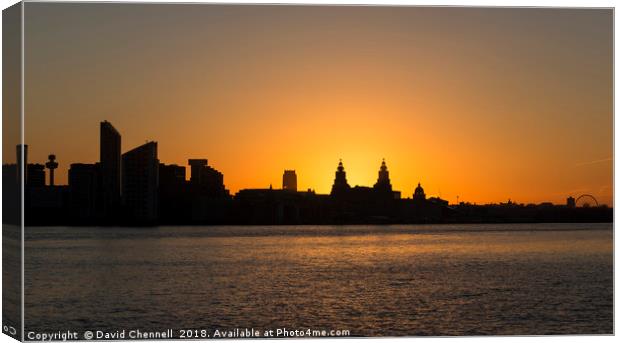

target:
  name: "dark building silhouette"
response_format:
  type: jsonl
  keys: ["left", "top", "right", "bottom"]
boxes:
{"left": 413, "top": 182, "right": 426, "bottom": 202}
{"left": 100, "top": 121, "right": 121, "bottom": 217}
{"left": 282, "top": 170, "right": 297, "bottom": 191}
{"left": 330, "top": 160, "right": 351, "bottom": 197}
{"left": 25, "top": 152, "right": 66, "bottom": 224}
{"left": 373, "top": 159, "right": 392, "bottom": 193}
{"left": 185, "top": 159, "right": 230, "bottom": 223}
{"left": 327, "top": 159, "right": 404, "bottom": 223}
{"left": 122, "top": 142, "right": 159, "bottom": 224}
{"left": 160, "top": 163, "right": 186, "bottom": 186}
{"left": 235, "top": 188, "right": 325, "bottom": 224}
{"left": 2, "top": 165, "right": 18, "bottom": 189}
{"left": 11, "top": 145, "right": 68, "bottom": 225}
{"left": 158, "top": 163, "right": 190, "bottom": 223}
{"left": 349, "top": 186, "right": 378, "bottom": 202}
{"left": 26, "top": 163, "right": 45, "bottom": 187}
{"left": 45, "top": 154, "right": 58, "bottom": 186}
{"left": 2, "top": 163, "right": 19, "bottom": 225}
{"left": 330, "top": 159, "right": 401, "bottom": 202}
{"left": 188, "top": 159, "right": 209, "bottom": 184}
{"left": 428, "top": 196, "right": 448, "bottom": 206}
{"left": 26, "top": 186, "right": 67, "bottom": 216}
{"left": 567, "top": 196, "right": 576, "bottom": 208}
{"left": 188, "top": 158, "right": 227, "bottom": 197}
{"left": 373, "top": 159, "right": 401, "bottom": 199}
{"left": 68, "top": 163, "right": 99, "bottom": 220}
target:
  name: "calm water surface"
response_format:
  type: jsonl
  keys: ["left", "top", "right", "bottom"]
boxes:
{"left": 25, "top": 223, "right": 613, "bottom": 336}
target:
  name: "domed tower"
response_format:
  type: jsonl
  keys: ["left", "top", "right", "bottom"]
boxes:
{"left": 373, "top": 159, "right": 393, "bottom": 193}
{"left": 330, "top": 159, "right": 350, "bottom": 197}
{"left": 413, "top": 182, "right": 426, "bottom": 202}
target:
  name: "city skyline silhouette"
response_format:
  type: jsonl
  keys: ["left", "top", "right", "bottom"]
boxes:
{"left": 1, "top": 119, "right": 611, "bottom": 227}
{"left": 7, "top": 123, "right": 612, "bottom": 207}
{"left": 7, "top": 118, "right": 613, "bottom": 207}
{"left": 4, "top": 4, "right": 612, "bottom": 206}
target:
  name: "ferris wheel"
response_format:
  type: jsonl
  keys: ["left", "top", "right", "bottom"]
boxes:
{"left": 575, "top": 194, "right": 599, "bottom": 208}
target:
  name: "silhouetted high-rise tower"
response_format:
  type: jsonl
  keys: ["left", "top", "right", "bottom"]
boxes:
{"left": 100, "top": 121, "right": 121, "bottom": 216}
{"left": 188, "top": 159, "right": 209, "bottom": 184}
{"left": 282, "top": 170, "right": 297, "bottom": 191}
{"left": 330, "top": 159, "right": 351, "bottom": 197}
{"left": 373, "top": 159, "right": 392, "bottom": 193}
{"left": 122, "top": 141, "right": 159, "bottom": 223}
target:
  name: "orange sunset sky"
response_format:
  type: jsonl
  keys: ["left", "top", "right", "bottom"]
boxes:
{"left": 11, "top": 4, "right": 614, "bottom": 205}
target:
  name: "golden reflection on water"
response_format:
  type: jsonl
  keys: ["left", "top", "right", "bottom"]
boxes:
{"left": 24, "top": 224, "right": 613, "bottom": 335}
{"left": 196, "top": 229, "right": 613, "bottom": 259}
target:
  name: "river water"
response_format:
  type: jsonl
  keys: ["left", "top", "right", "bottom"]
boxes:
{"left": 24, "top": 223, "right": 613, "bottom": 337}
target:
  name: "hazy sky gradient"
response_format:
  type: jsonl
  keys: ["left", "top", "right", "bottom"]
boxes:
{"left": 20, "top": 3, "right": 612, "bottom": 205}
